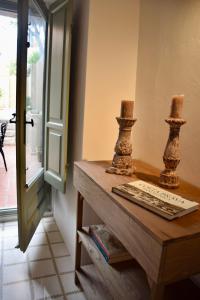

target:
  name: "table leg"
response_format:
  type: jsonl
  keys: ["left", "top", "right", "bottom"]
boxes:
{"left": 148, "top": 277, "right": 165, "bottom": 300}
{"left": 75, "top": 192, "right": 84, "bottom": 286}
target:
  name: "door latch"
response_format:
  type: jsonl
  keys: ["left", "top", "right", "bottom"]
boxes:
{"left": 9, "top": 113, "right": 16, "bottom": 124}
{"left": 25, "top": 118, "right": 34, "bottom": 127}
{"left": 9, "top": 113, "right": 34, "bottom": 127}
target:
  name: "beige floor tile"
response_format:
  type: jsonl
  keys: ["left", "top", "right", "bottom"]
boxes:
{"left": 42, "top": 217, "right": 55, "bottom": 224}
{"left": 3, "top": 235, "right": 18, "bottom": 250}
{"left": 2, "top": 226, "right": 18, "bottom": 237}
{"left": 55, "top": 256, "right": 74, "bottom": 273}
{"left": 60, "top": 272, "right": 80, "bottom": 294}
{"left": 66, "top": 292, "right": 87, "bottom": 300}
{"left": 43, "top": 222, "right": 58, "bottom": 232}
{"left": 27, "top": 244, "right": 51, "bottom": 261}
{"left": 47, "top": 231, "right": 63, "bottom": 243}
{"left": 51, "top": 243, "right": 69, "bottom": 257}
{"left": 0, "top": 217, "right": 78, "bottom": 300}
{"left": 29, "top": 232, "right": 48, "bottom": 246}
{"left": 30, "top": 259, "right": 56, "bottom": 278}
{"left": 32, "top": 275, "right": 62, "bottom": 299}
{"left": 3, "top": 263, "right": 29, "bottom": 283}
{"left": 3, "top": 281, "right": 31, "bottom": 300}
{"left": 35, "top": 222, "right": 45, "bottom": 233}
{"left": 3, "top": 248, "right": 27, "bottom": 265}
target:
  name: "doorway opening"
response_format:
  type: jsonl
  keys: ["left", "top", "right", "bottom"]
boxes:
{"left": 0, "top": 1, "right": 46, "bottom": 215}
{"left": 0, "top": 9, "right": 17, "bottom": 211}
{"left": 0, "top": 0, "right": 70, "bottom": 251}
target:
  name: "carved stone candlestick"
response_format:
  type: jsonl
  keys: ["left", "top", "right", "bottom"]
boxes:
{"left": 159, "top": 95, "right": 186, "bottom": 189}
{"left": 106, "top": 100, "right": 136, "bottom": 176}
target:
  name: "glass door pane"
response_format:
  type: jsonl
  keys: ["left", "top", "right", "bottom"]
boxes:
{"left": 26, "top": 0, "right": 46, "bottom": 183}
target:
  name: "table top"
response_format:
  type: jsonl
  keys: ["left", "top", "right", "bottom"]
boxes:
{"left": 74, "top": 160, "right": 200, "bottom": 244}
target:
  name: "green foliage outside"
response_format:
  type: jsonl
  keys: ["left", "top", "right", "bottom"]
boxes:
{"left": 28, "top": 51, "right": 40, "bottom": 65}
{"left": 26, "top": 96, "right": 32, "bottom": 111}
{"left": 8, "top": 51, "right": 40, "bottom": 77}
{"left": 9, "top": 61, "right": 16, "bottom": 76}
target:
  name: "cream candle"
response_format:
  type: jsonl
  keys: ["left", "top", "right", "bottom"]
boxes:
{"left": 120, "top": 100, "right": 134, "bottom": 118}
{"left": 170, "top": 95, "right": 184, "bottom": 119}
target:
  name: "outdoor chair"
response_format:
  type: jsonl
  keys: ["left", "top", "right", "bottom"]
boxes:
{"left": 0, "top": 122, "right": 8, "bottom": 171}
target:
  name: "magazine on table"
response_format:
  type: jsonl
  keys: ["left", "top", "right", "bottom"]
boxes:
{"left": 112, "top": 180, "right": 199, "bottom": 220}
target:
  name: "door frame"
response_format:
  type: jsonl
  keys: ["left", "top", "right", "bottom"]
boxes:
{"left": 0, "top": 0, "right": 48, "bottom": 222}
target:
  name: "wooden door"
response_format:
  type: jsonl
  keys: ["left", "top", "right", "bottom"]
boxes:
{"left": 44, "top": 0, "right": 72, "bottom": 193}
{"left": 16, "top": 0, "right": 49, "bottom": 252}
{"left": 16, "top": 0, "right": 72, "bottom": 252}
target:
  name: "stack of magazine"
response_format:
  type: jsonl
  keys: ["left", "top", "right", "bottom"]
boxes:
{"left": 89, "top": 224, "right": 132, "bottom": 264}
{"left": 112, "top": 180, "right": 199, "bottom": 220}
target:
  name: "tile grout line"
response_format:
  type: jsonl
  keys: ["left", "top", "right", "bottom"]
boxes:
{"left": 26, "top": 242, "right": 35, "bottom": 300}
{"left": 4, "top": 255, "right": 67, "bottom": 262}
{"left": 65, "top": 290, "right": 84, "bottom": 297}
{"left": 37, "top": 295, "right": 65, "bottom": 300}
{"left": 28, "top": 221, "right": 67, "bottom": 299}
{"left": 43, "top": 221, "right": 67, "bottom": 300}
{"left": 26, "top": 220, "right": 63, "bottom": 300}
{"left": 2, "top": 222, "right": 33, "bottom": 299}
{"left": 2, "top": 270, "right": 76, "bottom": 286}
{"left": 3, "top": 253, "right": 70, "bottom": 266}
{"left": 28, "top": 240, "right": 68, "bottom": 249}
{"left": 1, "top": 220, "right": 57, "bottom": 299}
{"left": 2, "top": 275, "right": 54, "bottom": 286}
{"left": 2, "top": 233, "right": 66, "bottom": 250}
{"left": 1, "top": 218, "right": 78, "bottom": 299}
{"left": 27, "top": 221, "right": 57, "bottom": 299}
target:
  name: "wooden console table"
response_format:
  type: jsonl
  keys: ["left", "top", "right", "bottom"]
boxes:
{"left": 73, "top": 160, "right": 200, "bottom": 300}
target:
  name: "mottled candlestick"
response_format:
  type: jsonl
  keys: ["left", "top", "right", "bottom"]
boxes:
{"left": 159, "top": 95, "right": 186, "bottom": 189}
{"left": 170, "top": 95, "right": 184, "bottom": 119}
{"left": 120, "top": 100, "right": 134, "bottom": 118}
{"left": 106, "top": 100, "right": 136, "bottom": 176}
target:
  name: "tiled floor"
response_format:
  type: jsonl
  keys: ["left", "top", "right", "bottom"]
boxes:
{"left": 0, "top": 217, "right": 86, "bottom": 300}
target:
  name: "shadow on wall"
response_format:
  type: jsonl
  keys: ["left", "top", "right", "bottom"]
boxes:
{"left": 67, "top": 0, "right": 89, "bottom": 169}
{"left": 134, "top": 0, "right": 200, "bottom": 187}
{"left": 52, "top": 0, "right": 90, "bottom": 260}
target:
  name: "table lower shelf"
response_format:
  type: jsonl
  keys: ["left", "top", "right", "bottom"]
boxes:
{"left": 76, "top": 227, "right": 200, "bottom": 300}
{"left": 77, "top": 227, "right": 150, "bottom": 300}
{"left": 76, "top": 265, "right": 113, "bottom": 300}
{"left": 76, "top": 265, "right": 200, "bottom": 300}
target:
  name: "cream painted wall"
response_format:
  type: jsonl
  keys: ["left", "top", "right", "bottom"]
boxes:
{"left": 83, "top": 0, "right": 140, "bottom": 160}
{"left": 134, "top": 0, "right": 200, "bottom": 188}
{"left": 53, "top": 0, "right": 140, "bottom": 261}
